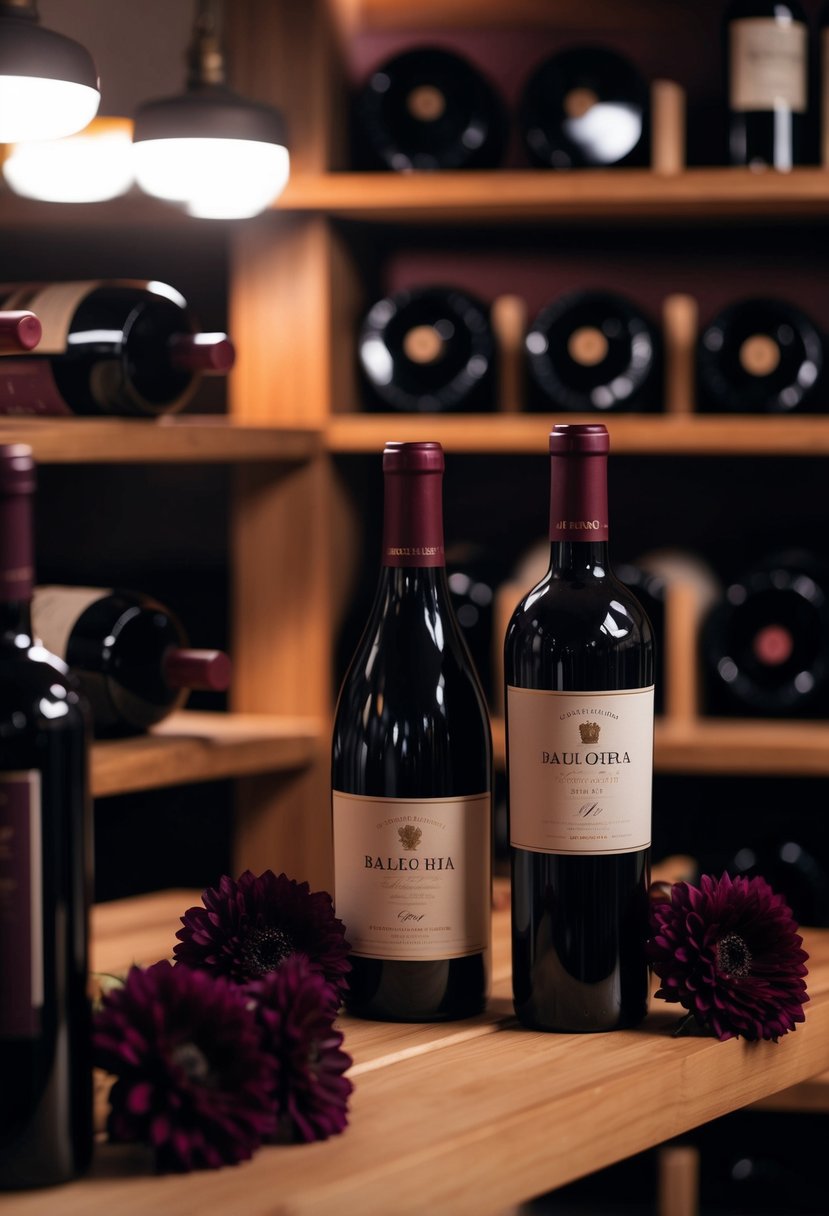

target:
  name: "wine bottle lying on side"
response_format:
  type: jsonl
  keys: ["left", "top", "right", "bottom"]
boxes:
{"left": 31, "top": 586, "right": 232, "bottom": 736}
{"left": 702, "top": 550, "right": 829, "bottom": 718}
{"left": 353, "top": 46, "right": 508, "bottom": 172}
{"left": 697, "top": 297, "right": 823, "bottom": 414}
{"left": 0, "top": 280, "right": 234, "bottom": 418}
{"left": 525, "top": 290, "right": 662, "bottom": 413}
{"left": 358, "top": 285, "right": 495, "bottom": 413}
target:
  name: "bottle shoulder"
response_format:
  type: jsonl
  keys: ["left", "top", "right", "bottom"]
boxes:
{"left": 508, "top": 572, "right": 654, "bottom": 642}
{"left": 0, "top": 644, "right": 87, "bottom": 723}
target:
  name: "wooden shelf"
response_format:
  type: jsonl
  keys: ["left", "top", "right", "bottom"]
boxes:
{"left": 492, "top": 717, "right": 829, "bottom": 776}
{"left": 91, "top": 711, "right": 323, "bottom": 799}
{"left": 0, "top": 417, "right": 321, "bottom": 465}
{"left": 326, "top": 413, "right": 829, "bottom": 457}
{"left": 280, "top": 169, "right": 829, "bottom": 226}
{"left": 13, "top": 888, "right": 824, "bottom": 1215}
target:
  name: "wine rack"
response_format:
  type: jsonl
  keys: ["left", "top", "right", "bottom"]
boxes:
{"left": 3, "top": 0, "right": 829, "bottom": 1206}
{"left": 224, "top": 0, "right": 829, "bottom": 1178}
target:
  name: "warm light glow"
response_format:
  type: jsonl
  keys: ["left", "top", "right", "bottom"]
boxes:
{"left": 3, "top": 117, "right": 134, "bottom": 203}
{"left": 133, "top": 137, "right": 290, "bottom": 219}
{"left": 0, "top": 76, "right": 99, "bottom": 142}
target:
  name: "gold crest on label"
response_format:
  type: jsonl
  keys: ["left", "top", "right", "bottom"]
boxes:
{"left": 579, "top": 721, "right": 601, "bottom": 744}
{"left": 398, "top": 824, "right": 422, "bottom": 851}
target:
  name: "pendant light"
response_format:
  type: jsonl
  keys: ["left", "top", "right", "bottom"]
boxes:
{"left": 0, "top": 0, "right": 100, "bottom": 142}
{"left": 2, "top": 116, "right": 134, "bottom": 203}
{"left": 132, "top": 0, "right": 289, "bottom": 220}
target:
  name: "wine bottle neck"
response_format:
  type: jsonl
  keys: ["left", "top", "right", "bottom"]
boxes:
{"left": 549, "top": 541, "right": 612, "bottom": 576}
{"left": 377, "top": 565, "right": 450, "bottom": 601}
{"left": 549, "top": 449, "right": 609, "bottom": 546}
{"left": 382, "top": 464, "right": 445, "bottom": 569}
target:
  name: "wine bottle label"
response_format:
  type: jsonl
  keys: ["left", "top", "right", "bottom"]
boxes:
{"left": 507, "top": 686, "right": 653, "bottom": 855}
{"left": 730, "top": 19, "right": 807, "bottom": 113}
{"left": 0, "top": 771, "right": 43, "bottom": 1038}
{"left": 332, "top": 791, "right": 490, "bottom": 961}
{"left": 0, "top": 282, "right": 104, "bottom": 355}
{"left": 0, "top": 360, "right": 72, "bottom": 416}
{"left": 32, "top": 585, "right": 108, "bottom": 661}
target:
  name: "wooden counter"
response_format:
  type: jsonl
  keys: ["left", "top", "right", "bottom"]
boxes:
{"left": 6, "top": 891, "right": 828, "bottom": 1216}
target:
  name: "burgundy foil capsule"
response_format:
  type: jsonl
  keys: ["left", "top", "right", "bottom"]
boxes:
{"left": 549, "top": 423, "right": 610, "bottom": 543}
{"left": 382, "top": 441, "right": 446, "bottom": 568}
{"left": 167, "top": 333, "right": 236, "bottom": 374}
{"left": 0, "top": 312, "right": 42, "bottom": 355}
{"left": 162, "top": 648, "right": 232, "bottom": 692}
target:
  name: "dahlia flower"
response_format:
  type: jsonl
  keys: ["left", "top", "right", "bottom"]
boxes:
{"left": 93, "top": 960, "right": 277, "bottom": 1172}
{"left": 174, "top": 869, "right": 350, "bottom": 997}
{"left": 648, "top": 872, "right": 809, "bottom": 1042}
{"left": 249, "top": 954, "right": 353, "bottom": 1143}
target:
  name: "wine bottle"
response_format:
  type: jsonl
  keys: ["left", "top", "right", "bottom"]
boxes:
{"left": 698, "top": 298, "right": 823, "bottom": 413}
{"left": 519, "top": 47, "right": 649, "bottom": 169}
{"left": 353, "top": 47, "right": 507, "bottom": 171}
{"left": 0, "top": 280, "right": 234, "bottom": 418}
{"left": 0, "top": 445, "right": 92, "bottom": 1189}
{"left": 702, "top": 551, "right": 829, "bottom": 717}
{"left": 505, "top": 423, "right": 654, "bottom": 1032}
{"left": 332, "top": 441, "right": 492, "bottom": 1021}
{"left": 358, "top": 285, "right": 495, "bottom": 413}
{"left": 730, "top": 838, "right": 829, "bottom": 927}
{"left": 725, "top": 1, "right": 808, "bottom": 170}
{"left": 526, "top": 290, "right": 661, "bottom": 412}
{"left": 31, "top": 586, "right": 232, "bottom": 736}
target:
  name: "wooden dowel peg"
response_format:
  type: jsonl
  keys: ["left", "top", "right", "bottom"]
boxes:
{"left": 657, "top": 1145, "right": 700, "bottom": 1216}
{"left": 651, "top": 79, "right": 687, "bottom": 176}
{"left": 662, "top": 293, "right": 698, "bottom": 416}
{"left": 491, "top": 294, "right": 528, "bottom": 413}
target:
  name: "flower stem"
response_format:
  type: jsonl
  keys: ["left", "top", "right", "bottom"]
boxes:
{"left": 672, "top": 1012, "right": 698, "bottom": 1038}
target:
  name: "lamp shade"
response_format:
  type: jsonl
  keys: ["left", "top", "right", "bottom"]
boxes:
{"left": 133, "top": 86, "right": 289, "bottom": 219}
{"left": 3, "top": 116, "right": 134, "bottom": 202}
{"left": 0, "top": 13, "right": 100, "bottom": 141}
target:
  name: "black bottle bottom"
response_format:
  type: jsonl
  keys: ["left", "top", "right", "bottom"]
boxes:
{"left": 344, "top": 954, "right": 488, "bottom": 1022}
{"left": 511, "top": 849, "right": 650, "bottom": 1033}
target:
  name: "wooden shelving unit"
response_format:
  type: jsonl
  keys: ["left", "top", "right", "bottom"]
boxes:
{"left": 0, "top": 417, "right": 320, "bottom": 464}
{"left": 280, "top": 167, "right": 829, "bottom": 224}
{"left": 327, "top": 413, "right": 829, "bottom": 456}
{"left": 4, "top": 1, "right": 827, "bottom": 1202}
{"left": 91, "top": 712, "right": 323, "bottom": 799}
{"left": 9, "top": 890, "right": 823, "bottom": 1215}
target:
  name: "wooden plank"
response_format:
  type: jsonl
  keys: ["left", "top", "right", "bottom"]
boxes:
{"left": 0, "top": 417, "right": 320, "bottom": 464}
{"left": 91, "top": 712, "right": 323, "bottom": 799}
{"left": 327, "top": 413, "right": 829, "bottom": 457}
{"left": 279, "top": 168, "right": 829, "bottom": 224}
{"left": 15, "top": 893, "right": 829, "bottom": 1215}
{"left": 332, "top": 0, "right": 715, "bottom": 34}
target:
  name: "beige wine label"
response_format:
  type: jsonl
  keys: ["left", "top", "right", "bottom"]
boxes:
{"left": 507, "top": 686, "right": 654, "bottom": 856}
{"left": 32, "top": 586, "right": 109, "bottom": 661}
{"left": 0, "top": 282, "right": 105, "bottom": 354}
{"left": 332, "top": 791, "right": 490, "bottom": 961}
{"left": 730, "top": 18, "right": 807, "bottom": 113}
